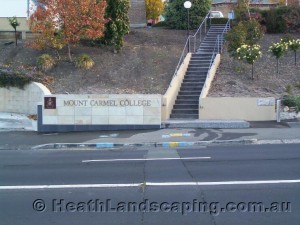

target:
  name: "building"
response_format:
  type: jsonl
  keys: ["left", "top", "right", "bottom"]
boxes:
{"left": 211, "top": 0, "right": 279, "bottom": 17}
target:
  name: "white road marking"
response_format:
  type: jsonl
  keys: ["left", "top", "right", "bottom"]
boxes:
{"left": 1, "top": 180, "right": 300, "bottom": 190}
{"left": 147, "top": 180, "right": 300, "bottom": 186}
{"left": 82, "top": 157, "right": 211, "bottom": 163}
{"left": 0, "top": 184, "right": 140, "bottom": 190}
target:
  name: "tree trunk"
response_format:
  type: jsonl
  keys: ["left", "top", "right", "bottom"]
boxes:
{"left": 277, "top": 58, "right": 279, "bottom": 74}
{"left": 251, "top": 63, "right": 254, "bottom": 80}
{"left": 14, "top": 28, "right": 17, "bottom": 46}
{"left": 55, "top": 49, "right": 61, "bottom": 61}
{"left": 67, "top": 44, "right": 72, "bottom": 62}
{"left": 295, "top": 51, "right": 297, "bottom": 66}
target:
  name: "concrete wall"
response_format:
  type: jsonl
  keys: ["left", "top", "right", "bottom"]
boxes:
{"left": 129, "top": 0, "right": 147, "bottom": 27}
{"left": 0, "top": 17, "right": 30, "bottom": 31}
{"left": 200, "top": 54, "right": 220, "bottom": 98}
{"left": 199, "top": 97, "right": 276, "bottom": 121}
{"left": 0, "top": 82, "right": 51, "bottom": 115}
{"left": 162, "top": 53, "right": 192, "bottom": 120}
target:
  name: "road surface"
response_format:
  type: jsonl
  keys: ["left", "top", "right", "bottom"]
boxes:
{"left": 0, "top": 144, "right": 299, "bottom": 224}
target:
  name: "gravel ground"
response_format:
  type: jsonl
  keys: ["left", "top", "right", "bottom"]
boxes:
{"left": 1, "top": 31, "right": 300, "bottom": 97}
{"left": 0, "top": 28, "right": 187, "bottom": 95}
{"left": 209, "top": 33, "right": 300, "bottom": 98}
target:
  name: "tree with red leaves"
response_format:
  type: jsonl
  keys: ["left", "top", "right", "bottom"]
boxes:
{"left": 29, "top": 0, "right": 107, "bottom": 61}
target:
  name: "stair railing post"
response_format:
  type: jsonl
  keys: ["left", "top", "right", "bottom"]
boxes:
{"left": 217, "top": 35, "right": 219, "bottom": 53}
{"left": 194, "top": 36, "right": 196, "bottom": 53}
{"left": 200, "top": 26, "right": 202, "bottom": 44}
{"left": 205, "top": 18, "right": 207, "bottom": 34}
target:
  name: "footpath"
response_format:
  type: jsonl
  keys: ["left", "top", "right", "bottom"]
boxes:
{"left": 0, "top": 112, "right": 300, "bottom": 150}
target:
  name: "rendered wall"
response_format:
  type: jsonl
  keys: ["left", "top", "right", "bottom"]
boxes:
{"left": 199, "top": 97, "right": 276, "bottom": 121}
{"left": 200, "top": 54, "right": 220, "bottom": 98}
{"left": 162, "top": 53, "right": 192, "bottom": 120}
{"left": 0, "top": 82, "right": 51, "bottom": 115}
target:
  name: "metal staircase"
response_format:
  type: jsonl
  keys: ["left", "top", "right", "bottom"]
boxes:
{"left": 169, "top": 16, "right": 230, "bottom": 119}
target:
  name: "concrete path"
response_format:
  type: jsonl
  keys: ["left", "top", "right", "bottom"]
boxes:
{"left": 0, "top": 112, "right": 37, "bottom": 131}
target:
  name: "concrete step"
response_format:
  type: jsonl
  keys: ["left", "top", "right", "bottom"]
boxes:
{"left": 179, "top": 86, "right": 203, "bottom": 92}
{"left": 180, "top": 85, "right": 203, "bottom": 91}
{"left": 176, "top": 95, "right": 199, "bottom": 100}
{"left": 180, "top": 87, "right": 203, "bottom": 93}
{"left": 173, "top": 104, "right": 199, "bottom": 110}
{"left": 196, "top": 50, "right": 214, "bottom": 54}
{"left": 187, "top": 65, "right": 209, "bottom": 69}
{"left": 181, "top": 81, "right": 205, "bottom": 86}
{"left": 185, "top": 70, "right": 207, "bottom": 74}
{"left": 178, "top": 90, "right": 202, "bottom": 95}
{"left": 191, "top": 55, "right": 209, "bottom": 60}
{"left": 199, "top": 43, "right": 216, "bottom": 47}
{"left": 192, "top": 53, "right": 213, "bottom": 56}
{"left": 190, "top": 59, "right": 212, "bottom": 62}
{"left": 183, "top": 76, "right": 206, "bottom": 81}
{"left": 170, "top": 114, "right": 199, "bottom": 119}
{"left": 189, "top": 62, "right": 211, "bottom": 66}
{"left": 175, "top": 99, "right": 199, "bottom": 105}
{"left": 188, "top": 64, "right": 211, "bottom": 68}
{"left": 184, "top": 72, "right": 207, "bottom": 78}
{"left": 184, "top": 77, "right": 206, "bottom": 82}
{"left": 184, "top": 76, "right": 207, "bottom": 80}
{"left": 171, "top": 108, "right": 199, "bottom": 114}
{"left": 198, "top": 45, "right": 216, "bottom": 50}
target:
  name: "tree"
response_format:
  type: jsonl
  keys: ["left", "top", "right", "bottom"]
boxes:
{"left": 103, "top": 0, "right": 130, "bottom": 51}
{"left": 146, "top": 0, "right": 164, "bottom": 21}
{"left": 234, "top": 0, "right": 251, "bottom": 22}
{"left": 236, "top": 44, "right": 262, "bottom": 79}
{"left": 8, "top": 16, "right": 20, "bottom": 46}
{"left": 29, "top": 0, "right": 107, "bottom": 61}
{"left": 164, "top": 0, "right": 211, "bottom": 29}
{"left": 287, "top": 39, "right": 300, "bottom": 66}
{"left": 269, "top": 41, "right": 288, "bottom": 74}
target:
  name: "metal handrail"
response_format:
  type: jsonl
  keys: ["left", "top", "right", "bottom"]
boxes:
{"left": 218, "top": 19, "right": 231, "bottom": 53}
{"left": 200, "top": 19, "right": 231, "bottom": 97}
{"left": 171, "top": 12, "right": 211, "bottom": 82}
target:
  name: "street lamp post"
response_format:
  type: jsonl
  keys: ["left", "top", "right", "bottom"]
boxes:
{"left": 184, "top": 1, "right": 192, "bottom": 52}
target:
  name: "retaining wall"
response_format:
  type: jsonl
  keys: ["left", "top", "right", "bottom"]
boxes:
{"left": 0, "top": 82, "right": 51, "bottom": 115}
{"left": 199, "top": 97, "right": 276, "bottom": 121}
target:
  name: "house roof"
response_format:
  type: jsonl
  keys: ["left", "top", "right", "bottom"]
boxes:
{"left": 212, "top": 0, "right": 276, "bottom": 4}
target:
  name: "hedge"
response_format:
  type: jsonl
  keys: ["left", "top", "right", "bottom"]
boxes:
{"left": 0, "top": 68, "right": 36, "bottom": 89}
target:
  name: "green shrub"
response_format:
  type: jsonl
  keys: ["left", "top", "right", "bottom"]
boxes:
{"left": 282, "top": 95, "right": 300, "bottom": 112}
{"left": 225, "top": 20, "right": 264, "bottom": 58}
{"left": 283, "top": 6, "right": 300, "bottom": 32}
{"left": 164, "top": 0, "right": 211, "bottom": 29}
{"left": 0, "top": 67, "right": 34, "bottom": 89}
{"left": 259, "top": 6, "right": 300, "bottom": 33}
{"left": 295, "top": 81, "right": 300, "bottom": 89}
{"left": 103, "top": 0, "right": 130, "bottom": 51}
{"left": 37, "top": 54, "right": 56, "bottom": 72}
{"left": 286, "top": 84, "right": 293, "bottom": 94}
{"left": 152, "top": 21, "right": 168, "bottom": 27}
{"left": 76, "top": 54, "right": 95, "bottom": 70}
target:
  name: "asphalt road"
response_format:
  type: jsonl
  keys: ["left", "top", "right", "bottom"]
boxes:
{"left": 0, "top": 144, "right": 300, "bottom": 225}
